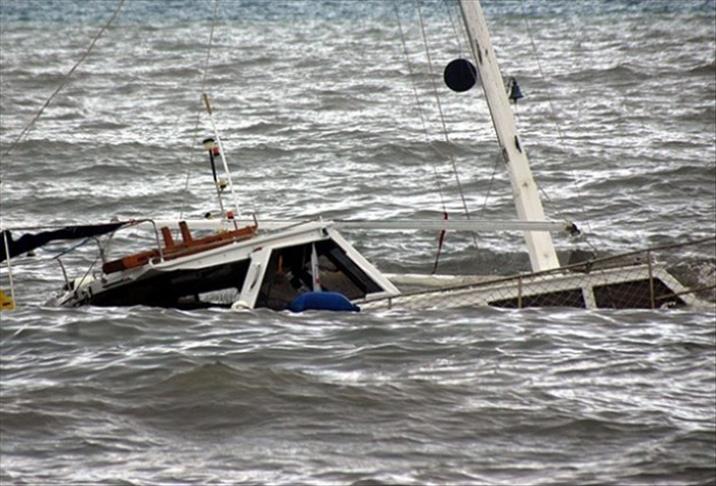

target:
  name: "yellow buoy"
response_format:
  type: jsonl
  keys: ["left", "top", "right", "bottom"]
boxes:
{"left": 0, "top": 289, "right": 15, "bottom": 311}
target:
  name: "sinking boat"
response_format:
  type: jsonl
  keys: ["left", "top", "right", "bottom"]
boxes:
{"left": 1, "top": 0, "right": 713, "bottom": 312}
{"left": 53, "top": 219, "right": 401, "bottom": 310}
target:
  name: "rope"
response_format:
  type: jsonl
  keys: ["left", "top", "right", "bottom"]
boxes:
{"left": 179, "top": 0, "right": 221, "bottom": 220}
{"left": 1, "top": 0, "right": 126, "bottom": 159}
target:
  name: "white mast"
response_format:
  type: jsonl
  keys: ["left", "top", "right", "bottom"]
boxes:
{"left": 458, "top": 0, "right": 560, "bottom": 272}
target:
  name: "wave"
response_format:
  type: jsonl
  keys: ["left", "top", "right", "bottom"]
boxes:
{"left": 568, "top": 63, "right": 641, "bottom": 83}
{"left": 687, "top": 60, "right": 716, "bottom": 76}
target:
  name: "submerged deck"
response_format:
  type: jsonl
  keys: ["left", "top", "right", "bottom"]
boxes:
{"left": 361, "top": 237, "right": 716, "bottom": 311}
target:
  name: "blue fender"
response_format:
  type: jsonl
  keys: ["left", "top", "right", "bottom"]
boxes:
{"left": 288, "top": 292, "right": 360, "bottom": 313}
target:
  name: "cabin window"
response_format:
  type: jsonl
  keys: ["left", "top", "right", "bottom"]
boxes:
{"left": 593, "top": 279, "right": 684, "bottom": 309}
{"left": 94, "top": 259, "right": 250, "bottom": 309}
{"left": 489, "top": 288, "right": 586, "bottom": 308}
{"left": 256, "top": 239, "right": 382, "bottom": 310}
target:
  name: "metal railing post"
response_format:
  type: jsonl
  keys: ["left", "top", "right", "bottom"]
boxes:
{"left": 517, "top": 276, "right": 523, "bottom": 309}
{"left": 57, "top": 259, "right": 70, "bottom": 289}
{"left": 646, "top": 250, "right": 655, "bottom": 309}
{"left": 146, "top": 220, "right": 164, "bottom": 262}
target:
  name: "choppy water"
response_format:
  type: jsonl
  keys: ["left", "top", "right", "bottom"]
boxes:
{"left": 1, "top": 0, "right": 715, "bottom": 484}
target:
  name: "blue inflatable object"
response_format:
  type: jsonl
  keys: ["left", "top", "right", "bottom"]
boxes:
{"left": 288, "top": 292, "right": 360, "bottom": 313}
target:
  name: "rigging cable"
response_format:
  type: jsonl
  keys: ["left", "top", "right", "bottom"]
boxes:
{"left": 443, "top": 0, "right": 502, "bottom": 216}
{"left": 519, "top": 1, "right": 601, "bottom": 254}
{"left": 442, "top": 0, "right": 465, "bottom": 58}
{"left": 480, "top": 151, "right": 502, "bottom": 214}
{"left": 560, "top": 2, "right": 687, "bottom": 232}
{"left": 518, "top": 2, "right": 594, "bottom": 233}
{"left": 1, "top": 0, "right": 126, "bottom": 159}
{"left": 179, "top": 0, "right": 221, "bottom": 219}
{"left": 393, "top": 3, "right": 448, "bottom": 216}
{"left": 414, "top": 1, "right": 479, "bottom": 251}
{"left": 394, "top": 2, "right": 451, "bottom": 273}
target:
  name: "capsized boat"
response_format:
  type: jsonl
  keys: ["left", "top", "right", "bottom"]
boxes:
{"left": 2, "top": 0, "right": 714, "bottom": 312}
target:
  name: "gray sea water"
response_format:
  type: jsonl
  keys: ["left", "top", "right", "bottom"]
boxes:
{"left": 1, "top": 0, "right": 715, "bottom": 484}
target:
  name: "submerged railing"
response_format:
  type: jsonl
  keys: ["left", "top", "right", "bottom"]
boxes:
{"left": 366, "top": 237, "right": 716, "bottom": 310}
{"left": 53, "top": 219, "right": 163, "bottom": 290}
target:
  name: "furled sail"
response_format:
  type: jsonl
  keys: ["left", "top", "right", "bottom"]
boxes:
{"left": 0, "top": 222, "right": 126, "bottom": 262}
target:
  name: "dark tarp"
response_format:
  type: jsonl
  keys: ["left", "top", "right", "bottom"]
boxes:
{"left": 0, "top": 222, "right": 126, "bottom": 263}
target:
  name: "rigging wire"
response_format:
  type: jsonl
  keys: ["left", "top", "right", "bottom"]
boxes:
{"left": 518, "top": 2, "right": 593, "bottom": 229}
{"left": 414, "top": 1, "right": 476, "bottom": 243}
{"left": 560, "top": 2, "right": 686, "bottom": 231}
{"left": 393, "top": 3, "right": 448, "bottom": 216}
{"left": 480, "top": 152, "right": 502, "bottom": 213}
{"left": 519, "top": 1, "right": 601, "bottom": 253}
{"left": 443, "top": 0, "right": 502, "bottom": 216}
{"left": 1, "top": 0, "right": 126, "bottom": 159}
{"left": 442, "top": 0, "right": 465, "bottom": 57}
{"left": 394, "top": 2, "right": 454, "bottom": 272}
{"left": 179, "top": 0, "right": 220, "bottom": 220}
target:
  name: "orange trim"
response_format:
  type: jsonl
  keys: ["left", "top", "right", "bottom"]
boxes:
{"left": 161, "top": 227, "right": 175, "bottom": 250}
{"left": 102, "top": 223, "right": 257, "bottom": 274}
{"left": 179, "top": 221, "right": 193, "bottom": 244}
{"left": 102, "top": 249, "right": 159, "bottom": 274}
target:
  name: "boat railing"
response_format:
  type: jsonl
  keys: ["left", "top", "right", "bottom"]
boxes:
{"left": 53, "top": 218, "right": 164, "bottom": 290}
{"left": 98, "top": 219, "right": 259, "bottom": 275}
{"left": 367, "top": 236, "right": 716, "bottom": 310}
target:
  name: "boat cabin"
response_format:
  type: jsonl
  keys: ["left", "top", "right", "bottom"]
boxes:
{"left": 58, "top": 220, "right": 399, "bottom": 310}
